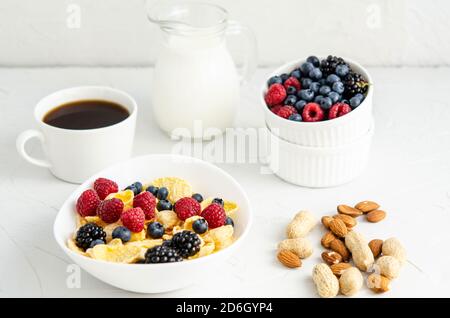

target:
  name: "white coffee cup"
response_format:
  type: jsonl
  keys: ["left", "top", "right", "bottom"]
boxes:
{"left": 16, "top": 86, "right": 137, "bottom": 184}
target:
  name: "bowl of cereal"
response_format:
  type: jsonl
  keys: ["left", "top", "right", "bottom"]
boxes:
{"left": 53, "top": 154, "right": 252, "bottom": 293}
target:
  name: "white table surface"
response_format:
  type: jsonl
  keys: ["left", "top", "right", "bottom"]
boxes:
{"left": 0, "top": 66, "right": 449, "bottom": 298}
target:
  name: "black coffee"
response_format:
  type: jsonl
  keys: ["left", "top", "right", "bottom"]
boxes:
{"left": 43, "top": 100, "right": 129, "bottom": 130}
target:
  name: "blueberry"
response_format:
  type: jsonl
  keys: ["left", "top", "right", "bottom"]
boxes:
{"left": 301, "top": 62, "right": 314, "bottom": 74}
{"left": 89, "top": 239, "right": 105, "bottom": 248}
{"left": 300, "top": 78, "right": 312, "bottom": 89}
{"left": 125, "top": 182, "right": 142, "bottom": 195}
{"left": 191, "top": 193, "right": 203, "bottom": 203}
{"left": 318, "top": 79, "right": 327, "bottom": 86}
{"left": 341, "top": 99, "right": 349, "bottom": 105}
{"left": 294, "top": 100, "right": 307, "bottom": 112}
{"left": 319, "top": 85, "right": 331, "bottom": 95}
{"left": 284, "top": 95, "right": 297, "bottom": 106}
{"left": 225, "top": 217, "right": 234, "bottom": 227}
{"left": 332, "top": 81, "right": 345, "bottom": 94}
{"left": 146, "top": 185, "right": 159, "bottom": 196}
{"left": 328, "top": 91, "right": 340, "bottom": 104}
{"left": 147, "top": 222, "right": 165, "bottom": 239}
{"left": 267, "top": 75, "right": 282, "bottom": 86}
{"left": 112, "top": 226, "right": 131, "bottom": 242}
{"left": 306, "top": 56, "right": 320, "bottom": 67}
{"left": 309, "top": 68, "right": 322, "bottom": 80}
{"left": 288, "top": 113, "right": 302, "bottom": 121}
{"left": 349, "top": 96, "right": 362, "bottom": 108}
{"left": 280, "top": 73, "right": 289, "bottom": 82}
{"left": 156, "top": 187, "right": 169, "bottom": 200}
{"left": 310, "top": 82, "right": 320, "bottom": 93}
{"left": 298, "top": 89, "right": 314, "bottom": 102}
{"left": 286, "top": 86, "right": 297, "bottom": 95}
{"left": 336, "top": 64, "right": 349, "bottom": 77}
{"left": 192, "top": 219, "right": 208, "bottom": 234}
{"left": 320, "top": 97, "right": 333, "bottom": 110}
{"left": 212, "top": 198, "right": 224, "bottom": 207}
{"left": 290, "top": 69, "right": 302, "bottom": 79}
{"left": 314, "top": 95, "right": 324, "bottom": 104}
{"left": 326, "top": 74, "right": 340, "bottom": 84}
{"left": 355, "top": 93, "right": 365, "bottom": 101}
{"left": 157, "top": 199, "right": 172, "bottom": 211}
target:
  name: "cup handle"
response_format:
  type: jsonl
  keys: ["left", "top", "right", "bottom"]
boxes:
{"left": 226, "top": 20, "right": 257, "bottom": 85}
{"left": 16, "top": 130, "right": 52, "bottom": 168}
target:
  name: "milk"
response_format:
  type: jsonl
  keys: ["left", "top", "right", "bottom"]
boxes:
{"left": 151, "top": 35, "right": 240, "bottom": 139}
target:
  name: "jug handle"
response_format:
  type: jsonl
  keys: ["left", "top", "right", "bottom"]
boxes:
{"left": 226, "top": 21, "right": 257, "bottom": 85}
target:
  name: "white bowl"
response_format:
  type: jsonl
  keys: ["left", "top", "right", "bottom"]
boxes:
{"left": 264, "top": 123, "right": 374, "bottom": 188}
{"left": 53, "top": 154, "right": 252, "bottom": 293}
{"left": 260, "top": 57, "right": 373, "bottom": 147}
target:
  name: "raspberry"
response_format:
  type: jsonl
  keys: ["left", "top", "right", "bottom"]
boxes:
{"left": 174, "top": 197, "right": 201, "bottom": 221}
{"left": 270, "top": 105, "right": 282, "bottom": 114}
{"left": 328, "top": 103, "right": 352, "bottom": 120}
{"left": 76, "top": 189, "right": 100, "bottom": 217}
{"left": 97, "top": 198, "right": 123, "bottom": 223}
{"left": 121, "top": 207, "right": 145, "bottom": 232}
{"left": 302, "top": 103, "right": 325, "bottom": 122}
{"left": 133, "top": 191, "right": 157, "bottom": 220}
{"left": 93, "top": 178, "right": 118, "bottom": 200}
{"left": 276, "top": 105, "right": 297, "bottom": 119}
{"left": 283, "top": 76, "right": 301, "bottom": 90}
{"left": 264, "top": 83, "right": 286, "bottom": 106}
{"left": 201, "top": 203, "right": 226, "bottom": 229}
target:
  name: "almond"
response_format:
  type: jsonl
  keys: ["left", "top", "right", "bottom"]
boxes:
{"left": 321, "top": 231, "right": 336, "bottom": 248}
{"left": 277, "top": 249, "right": 302, "bottom": 268}
{"left": 321, "top": 216, "right": 333, "bottom": 229}
{"left": 329, "top": 218, "right": 348, "bottom": 238}
{"left": 367, "top": 274, "right": 390, "bottom": 293}
{"left": 321, "top": 251, "right": 342, "bottom": 265}
{"left": 330, "top": 262, "right": 352, "bottom": 277}
{"left": 366, "top": 210, "right": 386, "bottom": 223}
{"left": 355, "top": 201, "right": 380, "bottom": 213}
{"left": 368, "top": 239, "right": 383, "bottom": 258}
{"left": 330, "top": 239, "right": 350, "bottom": 261}
{"left": 337, "top": 204, "right": 363, "bottom": 217}
{"left": 333, "top": 214, "right": 357, "bottom": 228}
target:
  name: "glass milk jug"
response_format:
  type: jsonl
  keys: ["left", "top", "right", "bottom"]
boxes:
{"left": 147, "top": 2, "right": 257, "bottom": 139}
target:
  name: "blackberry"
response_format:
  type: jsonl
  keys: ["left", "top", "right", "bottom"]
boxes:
{"left": 172, "top": 230, "right": 201, "bottom": 258}
{"left": 320, "top": 55, "right": 348, "bottom": 77}
{"left": 144, "top": 245, "right": 183, "bottom": 264}
{"left": 75, "top": 223, "right": 106, "bottom": 250}
{"left": 343, "top": 72, "right": 369, "bottom": 99}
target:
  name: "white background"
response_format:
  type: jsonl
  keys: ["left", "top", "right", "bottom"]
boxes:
{"left": 1, "top": 0, "right": 450, "bottom": 67}
{"left": 1, "top": 0, "right": 450, "bottom": 298}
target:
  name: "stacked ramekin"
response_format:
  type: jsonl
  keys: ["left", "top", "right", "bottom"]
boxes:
{"left": 260, "top": 58, "right": 374, "bottom": 187}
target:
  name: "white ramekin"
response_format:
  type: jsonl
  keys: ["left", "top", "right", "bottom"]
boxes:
{"left": 264, "top": 122, "right": 374, "bottom": 188}
{"left": 260, "top": 57, "right": 373, "bottom": 147}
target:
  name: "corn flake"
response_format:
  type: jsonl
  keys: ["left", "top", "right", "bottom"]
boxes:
{"left": 67, "top": 238, "right": 87, "bottom": 256}
{"left": 105, "top": 190, "right": 134, "bottom": 210}
{"left": 152, "top": 177, "right": 192, "bottom": 203}
{"left": 208, "top": 225, "right": 234, "bottom": 250}
{"left": 156, "top": 210, "right": 180, "bottom": 230}
{"left": 189, "top": 242, "right": 215, "bottom": 259}
{"left": 129, "top": 229, "right": 146, "bottom": 242}
{"left": 87, "top": 240, "right": 141, "bottom": 263}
